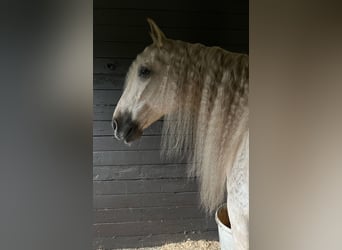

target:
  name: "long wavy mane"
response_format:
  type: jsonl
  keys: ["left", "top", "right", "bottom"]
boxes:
{"left": 159, "top": 40, "right": 249, "bottom": 213}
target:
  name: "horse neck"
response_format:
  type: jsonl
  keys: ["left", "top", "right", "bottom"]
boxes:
{"left": 168, "top": 43, "right": 223, "bottom": 110}
{"left": 165, "top": 40, "right": 248, "bottom": 121}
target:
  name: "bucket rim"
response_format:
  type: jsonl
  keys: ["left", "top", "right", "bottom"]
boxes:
{"left": 215, "top": 203, "right": 232, "bottom": 233}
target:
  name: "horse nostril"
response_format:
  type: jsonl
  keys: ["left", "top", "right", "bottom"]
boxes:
{"left": 112, "top": 119, "right": 118, "bottom": 131}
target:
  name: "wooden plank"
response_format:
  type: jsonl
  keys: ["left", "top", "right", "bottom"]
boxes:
{"left": 95, "top": 25, "right": 248, "bottom": 45}
{"left": 94, "top": 0, "right": 248, "bottom": 13}
{"left": 93, "top": 178, "right": 198, "bottom": 195}
{"left": 94, "top": 218, "right": 217, "bottom": 237}
{"left": 93, "top": 150, "right": 186, "bottom": 166}
{"left": 94, "top": 90, "right": 122, "bottom": 105}
{"left": 93, "top": 230, "right": 219, "bottom": 249}
{"left": 93, "top": 164, "right": 189, "bottom": 181}
{"left": 94, "top": 206, "right": 206, "bottom": 223}
{"left": 93, "top": 135, "right": 161, "bottom": 151}
{"left": 94, "top": 9, "right": 248, "bottom": 29}
{"left": 93, "top": 192, "right": 200, "bottom": 209}
{"left": 93, "top": 74, "right": 125, "bottom": 90}
{"left": 94, "top": 41, "right": 248, "bottom": 58}
{"left": 93, "top": 105, "right": 115, "bottom": 121}
{"left": 93, "top": 120, "right": 163, "bottom": 136}
{"left": 94, "top": 41, "right": 147, "bottom": 58}
{"left": 94, "top": 58, "right": 132, "bottom": 75}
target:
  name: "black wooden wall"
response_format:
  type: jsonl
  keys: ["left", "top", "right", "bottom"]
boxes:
{"left": 93, "top": 1, "right": 248, "bottom": 249}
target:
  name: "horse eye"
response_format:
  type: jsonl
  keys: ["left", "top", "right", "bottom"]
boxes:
{"left": 138, "top": 66, "right": 151, "bottom": 78}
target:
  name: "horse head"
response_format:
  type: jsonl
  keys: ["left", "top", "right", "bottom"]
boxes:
{"left": 112, "top": 19, "right": 177, "bottom": 143}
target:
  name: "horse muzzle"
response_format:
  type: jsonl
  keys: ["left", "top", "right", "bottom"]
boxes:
{"left": 112, "top": 112, "right": 143, "bottom": 143}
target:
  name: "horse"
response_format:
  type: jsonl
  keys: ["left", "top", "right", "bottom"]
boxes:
{"left": 112, "top": 18, "right": 249, "bottom": 250}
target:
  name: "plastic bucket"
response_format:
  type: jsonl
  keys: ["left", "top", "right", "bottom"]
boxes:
{"left": 215, "top": 203, "right": 233, "bottom": 250}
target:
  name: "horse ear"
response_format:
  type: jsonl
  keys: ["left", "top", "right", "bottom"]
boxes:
{"left": 147, "top": 18, "right": 166, "bottom": 47}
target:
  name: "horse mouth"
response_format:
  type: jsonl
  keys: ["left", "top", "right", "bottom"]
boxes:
{"left": 112, "top": 112, "right": 143, "bottom": 143}
{"left": 123, "top": 125, "right": 143, "bottom": 144}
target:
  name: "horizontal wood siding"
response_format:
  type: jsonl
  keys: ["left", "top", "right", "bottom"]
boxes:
{"left": 94, "top": 218, "right": 217, "bottom": 238}
{"left": 93, "top": 165, "right": 189, "bottom": 181}
{"left": 95, "top": 206, "right": 206, "bottom": 223}
{"left": 94, "top": 192, "right": 200, "bottom": 209}
{"left": 93, "top": 0, "right": 248, "bottom": 248}
{"left": 94, "top": 0, "right": 248, "bottom": 13}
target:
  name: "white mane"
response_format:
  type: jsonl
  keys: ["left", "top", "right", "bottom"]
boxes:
{"left": 154, "top": 40, "right": 249, "bottom": 213}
